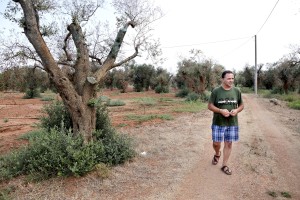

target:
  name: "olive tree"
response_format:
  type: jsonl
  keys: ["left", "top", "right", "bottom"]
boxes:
{"left": 1, "top": 0, "right": 162, "bottom": 143}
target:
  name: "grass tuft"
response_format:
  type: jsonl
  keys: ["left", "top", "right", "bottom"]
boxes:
{"left": 174, "top": 101, "right": 206, "bottom": 113}
{"left": 125, "top": 114, "right": 173, "bottom": 123}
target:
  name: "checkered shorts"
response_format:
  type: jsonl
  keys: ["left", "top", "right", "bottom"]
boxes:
{"left": 211, "top": 125, "right": 239, "bottom": 142}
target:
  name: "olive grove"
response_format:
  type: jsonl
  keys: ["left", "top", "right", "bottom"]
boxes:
{"left": 0, "top": 0, "right": 162, "bottom": 143}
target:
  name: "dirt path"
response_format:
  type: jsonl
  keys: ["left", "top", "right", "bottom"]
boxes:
{"left": 3, "top": 93, "right": 300, "bottom": 200}
{"left": 173, "top": 94, "right": 300, "bottom": 200}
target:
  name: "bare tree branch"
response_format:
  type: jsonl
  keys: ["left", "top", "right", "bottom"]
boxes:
{"left": 63, "top": 32, "right": 73, "bottom": 61}
{"left": 113, "top": 45, "right": 139, "bottom": 67}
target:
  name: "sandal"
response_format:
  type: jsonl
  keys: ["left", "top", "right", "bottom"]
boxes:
{"left": 221, "top": 166, "right": 232, "bottom": 175}
{"left": 211, "top": 152, "right": 221, "bottom": 165}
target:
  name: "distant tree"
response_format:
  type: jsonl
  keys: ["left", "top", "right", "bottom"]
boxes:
{"left": 1, "top": 0, "right": 162, "bottom": 143}
{"left": 241, "top": 65, "right": 254, "bottom": 88}
{"left": 175, "top": 50, "right": 218, "bottom": 94}
{"left": 130, "top": 64, "right": 155, "bottom": 92}
{"left": 261, "top": 64, "right": 278, "bottom": 90}
{"left": 150, "top": 67, "right": 172, "bottom": 93}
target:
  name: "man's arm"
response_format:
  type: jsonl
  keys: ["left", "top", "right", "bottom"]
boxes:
{"left": 230, "top": 103, "right": 244, "bottom": 116}
{"left": 208, "top": 103, "right": 231, "bottom": 117}
{"left": 208, "top": 102, "right": 220, "bottom": 113}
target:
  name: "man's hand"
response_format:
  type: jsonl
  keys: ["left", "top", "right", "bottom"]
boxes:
{"left": 230, "top": 109, "right": 238, "bottom": 116}
{"left": 220, "top": 109, "right": 231, "bottom": 117}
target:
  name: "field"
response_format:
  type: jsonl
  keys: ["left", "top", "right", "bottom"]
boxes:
{"left": 0, "top": 90, "right": 300, "bottom": 199}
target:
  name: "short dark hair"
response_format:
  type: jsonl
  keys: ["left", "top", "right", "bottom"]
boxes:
{"left": 221, "top": 70, "right": 233, "bottom": 78}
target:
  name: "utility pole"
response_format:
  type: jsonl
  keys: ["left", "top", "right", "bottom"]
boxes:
{"left": 254, "top": 35, "right": 257, "bottom": 95}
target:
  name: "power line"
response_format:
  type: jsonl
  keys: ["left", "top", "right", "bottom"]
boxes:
{"left": 220, "top": 36, "right": 254, "bottom": 58}
{"left": 161, "top": 36, "right": 252, "bottom": 49}
{"left": 256, "top": 0, "right": 280, "bottom": 35}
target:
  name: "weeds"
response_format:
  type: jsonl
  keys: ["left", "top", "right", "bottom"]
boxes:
{"left": 0, "top": 185, "right": 16, "bottom": 200}
{"left": 267, "top": 191, "right": 292, "bottom": 198}
{"left": 267, "top": 191, "right": 278, "bottom": 197}
{"left": 287, "top": 100, "right": 300, "bottom": 110}
{"left": 174, "top": 101, "right": 206, "bottom": 113}
{"left": 125, "top": 114, "right": 173, "bottom": 123}
{"left": 281, "top": 192, "right": 292, "bottom": 198}
{"left": 107, "top": 99, "right": 126, "bottom": 106}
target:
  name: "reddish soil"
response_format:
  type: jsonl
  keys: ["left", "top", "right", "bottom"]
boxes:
{"left": 0, "top": 90, "right": 299, "bottom": 200}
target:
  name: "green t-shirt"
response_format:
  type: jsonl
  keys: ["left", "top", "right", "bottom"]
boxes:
{"left": 209, "top": 86, "right": 243, "bottom": 126}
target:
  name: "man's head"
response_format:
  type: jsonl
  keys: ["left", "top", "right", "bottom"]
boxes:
{"left": 221, "top": 70, "right": 234, "bottom": 79}
{"left": 221, "top": 70, "right": 234, "bottom": 89}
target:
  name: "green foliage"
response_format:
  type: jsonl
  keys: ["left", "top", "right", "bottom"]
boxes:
{"left": 23, "top": 88, "right": 40, "bottom": 99}
{"left": 185, "top": 92, "right": 200, "bottom": 101}
{"left": 39, "top": 100, "right": 72, "bottom": 131}
{"left": 155, "top": 84, "right": 169, "bottom": 93}
{"left": 174, "top": 101, "right": 206, "bottom": 113}
{"left": 240, "top": 87, "right": 254, "bottom": 94}
{"left": 175, "top": 88, "right": 190, "bottom": 98}
{"left": 288, "top": 100, "right": 300, "bottom": 110}
{"left": 271, "top": 87, "right": 284, "bottom": 95}
{"left": 200, "top": 91, "right": 210, "bottom": 102}
{"left": 94, "top": 163, "right": 110, "bottom": 179}
{"left": 40, "top": 89, "right": 56, "bottom": 101}
{"left": 107, "top": 99, "right": 126, "bottom": 106}
{"left": 0, "top": 126, "right": 135, "bottom": 181}
{"left": 93, "top": 129, "right": 136, "bottom": 165}
{"left": 0, "top": 185, "right": 16, "bottom": 200}
{"left": 280, "top": 191, "right": 292, "bottom": 198}
{"left": 130, "top": 64, "right": 155, "bottom": 92}
{"left": 125, "top": 114, "right": 173, "bottom": 123}
{"left": 134, "top": 97, "right": 157, "bottom": 106}
{"left": 261, "top": 91, "right": 300, "bottom": 110}
{"left": 87, "top": 98, "right": 98, "bottom": 107}
{"left": 267, "top": 191, "right": 278, "bottom": 197}
{"left": 11, "top": 98, "right": 135, "bottom": 181}
{"left": 40, "top": 98, "right": 115, "bottom": 133}
{"left": 0, "top": 129, "right": 104, "bottom": 180}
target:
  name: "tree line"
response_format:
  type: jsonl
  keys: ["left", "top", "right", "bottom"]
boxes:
{"left": 1, "top": 45, "right": 299, "bottom": 95}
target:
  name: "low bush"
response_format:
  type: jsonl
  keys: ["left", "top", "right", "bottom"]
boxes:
{"left": 39, "top": 100, "right": 72, "bottom": 131}
{"left": 23, "top": 88, "right": 40, "bottom": 99}
{"left": 0, "top": 128, "right": 135, "bottom": 181}
{"left": 185, "top": 92, "right": 199, "bottom": 101}
{"left": 175, "top": 88, "right": 190, "bottom": 98}
{"left": 0, "top": 98, "right": 135, "bottom": 181}
{"left": 287, "top": 100, "right": 300, "bottom": 110}
{"left": 107, "top": 99, "right": 126, "bottom": 107}
{"left": 154, "top": 85, "right": 169, "bottom": 93}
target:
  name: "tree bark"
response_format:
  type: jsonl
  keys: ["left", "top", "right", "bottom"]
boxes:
{"left": 16, "top": 0, "right": 95, "bottom": 143}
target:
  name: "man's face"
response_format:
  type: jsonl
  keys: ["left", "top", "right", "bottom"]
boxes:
{"left": 222, "top": 73, "right": 234, "bottom": 88}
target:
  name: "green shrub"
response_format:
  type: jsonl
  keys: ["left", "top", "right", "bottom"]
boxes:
{"left": 200, "top": 91, "right": 210, "bottom": 102}
{"left": 0, "top": 99, "right": 136, "bottom": 181}
{"left": 288, "top": 100, "right": 300, "bottom": 110}
{"left": 155, "top": 85, "right": 169, "bottom": 93}
{"left": 23, "top": 88, "right": 40, "bottom": 99}
{"left": 175, "top": 88, "right": 190, "bottom": 98}
{"left": 39, "top": 100, "right": 72, "bottom": 131}
{"left": 240, "top": 87, "right": 253, "bottom": 93}
{"left": 185, "top": 92, "right": 200, "bottom": 101}
{"left": 93, "top": 129, "right": 136, "bottom": 165}
{"left": 125, "top": 114, "right": 173, "bottom": 123}
{"left": 0, "top": 129, "right": 106, "bottom": 180}
{"left": 271, "top": 87, "right": 284, "bottom": 95}
{"left": 174, "top": 101, "right": 206, "bottom": 113}
{"left": 107, "top": 99, "right": 126, "bottom": 106}
{"left": 0, "top": 127, "right": 135, "bottom": 181}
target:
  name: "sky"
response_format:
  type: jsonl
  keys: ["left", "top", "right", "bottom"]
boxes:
{"left": 148, "top": 0, "right": 300, "bottom": 73}
{"left": 0, "top": 0, "right": 300, "bottom": 74}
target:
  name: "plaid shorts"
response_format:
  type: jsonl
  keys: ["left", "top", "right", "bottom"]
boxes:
{"left": 211, "top": 125, "right": 239, "bottom": 142}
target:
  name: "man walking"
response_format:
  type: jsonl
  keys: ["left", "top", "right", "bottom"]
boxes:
{"left": 208, "top": 70, "right": 244, "bottom": 175}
